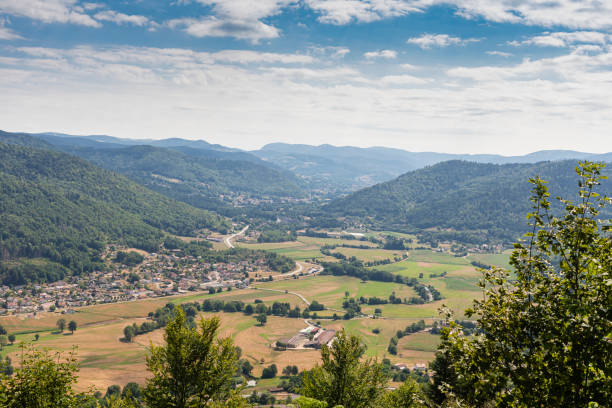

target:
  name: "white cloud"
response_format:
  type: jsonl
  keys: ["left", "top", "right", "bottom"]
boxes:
{"left": 186, "top": 0, "right": 296, "bottom": 21}
{"left": 486, "top": 51, "right": 512, "bottom": 57}
{"left": 400, "top": 63, "right": 418, "bottom": 70}
{"left": 94, "top": 10, "right": 149, "bottom": 27}
{"left": 364, "top": 49, "right": 397, "bottom": 59}
{"left": 448, "top": 0, "right": 612, "bottom": 30}
{"left": 379, "top": 74, "right": 428, "bottom": 85}
{"left": 167, "top": 16, "right": 280, "bottom": 43}
{"left": 330, "top": 47, "right": 350, "bottom": 58}
{"left": 14, "top": 45, "right": 314, "bottom": 69}
{"left": 0, "top": 19, "right": 21, "bottom": 40}
{"left": 264, "top": 66, "right": 360, "bottom": 80}
{"left": 302, "top": 1, "right": 612, "bottom": 30}
{"left": 512, "top": 31, "right": 611, "bottom": 48}
{"left": 304, "top": 0, "right": 420, "bottom": 25}
{"left": 211, "top": 50, "right": 314, "bottom": 64}
{"left": 170, "top": 0, "right": 295, "bottom": 42}
{"left": 407, "top": 33, "right": 479, "bottom": 49}
{"left": 82, "top": 3, "right": 104, "bottom": 11}
{"left": 0, "top": 0, "right": 101, "bottom": 27}
{"left": 309, "top": 46, "right": 350, "bottom": 59}
{"left": 1, "top": 44, "right": 612, "bottom": 154}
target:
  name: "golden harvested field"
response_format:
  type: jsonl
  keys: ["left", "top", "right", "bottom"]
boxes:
{"left": 3, "top": 318, "right": 150, "bottom": 392}
{"left": 237, "top": 235, "right": 400, "bottom": 263}
{"left": 0, "top": 246, "right": 487, "bottom": 393}
{"left": 253, "top": 275, "right": 417, "bottom": 310}
{"left": 0, "top": 288, "right": 304, "bottom": 335}
{"left": 3, "top": 311, "right": 323, "bottom": 392}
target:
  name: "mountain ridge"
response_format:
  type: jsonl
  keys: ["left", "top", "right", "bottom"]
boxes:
{"left": 324, "top": 159, "right": 612, "bottom": 244}
{"left": 0, "top": 141, "right": 228, "bottom": 285}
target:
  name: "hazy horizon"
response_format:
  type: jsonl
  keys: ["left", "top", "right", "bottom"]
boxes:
{"left": 3, "top": 128, "right": 612, "bottom": 156}
{"left": 1, "top": 1, "right": 611, "bottom": 154}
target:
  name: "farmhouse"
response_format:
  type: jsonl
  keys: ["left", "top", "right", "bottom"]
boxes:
{"left": 276, "top": 333, "right": 308, "bottom": 349}
{"left": 304, "top": 329, "right": 336, "bottom": 349}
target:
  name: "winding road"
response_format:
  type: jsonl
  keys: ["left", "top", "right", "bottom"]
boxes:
{"left": 224, "top": 225, "right": 249, "bottom": 249}
{"left": 253, "top": 287, "right": 311, "bottom": 306}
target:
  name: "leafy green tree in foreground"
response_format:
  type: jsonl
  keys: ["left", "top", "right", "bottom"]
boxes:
{"left": 380, "top": 378, "right": 423, "bottom": 408}
{"left": 68, "top": 320, "right": 77, "bottom": 334}
{"left": 143, "top": 307, "right": 247, "bottom": 408}
{"left": 300, "top": 330, "right": 388, "bottom": 408}
{"left": 0, "top": 345, "right": 93, "bottom": 407}
{"left": 438, "top": 161, "right": 612, "bottom": 407}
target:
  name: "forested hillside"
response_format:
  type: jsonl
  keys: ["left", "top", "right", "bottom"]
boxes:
{"left": 0, "top": 142, "right": 229, "bottom": 285}
{"left": 1, "top": 131, "right": 307, "bottom": 216}
{"left": 58, "top": 145, "right": 306, "bottom": 214}
{"left": 325, "top": 160, "right": 612, "bottom": 243}
{"left": 254, "top": 143, "right": 612, "bottom": 194}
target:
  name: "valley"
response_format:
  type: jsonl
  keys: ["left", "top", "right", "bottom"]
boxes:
{"left": 0, "top": 130, "right": 608, "bottom": 405}
{"left": 0, "top": 229, "right": 505, "bottom": 394}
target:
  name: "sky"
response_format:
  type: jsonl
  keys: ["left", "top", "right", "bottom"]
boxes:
{"left": 0, "top": 1, "right": 611, "bottom": 154}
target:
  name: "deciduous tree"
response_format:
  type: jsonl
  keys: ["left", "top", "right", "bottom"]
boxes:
{"left": 439, "top": 161, "right": 612, "bottom": 406}
{"left": 0, "top": 346, "right": 93, "bottom": 407}
{"left": 56, "top": 318, "right": 66, "bottom": 333}
{"left": 143, "top": 308, "right": 247, "bottom": 408}
{"left": 301, "top": 330, "right": 388, "bottom": 408}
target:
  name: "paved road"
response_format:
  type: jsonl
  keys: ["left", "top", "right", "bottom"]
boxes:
{"left": 253, "top": 287, "right": 311, "bottom": 306}
{"left": 224, "top": 225, "right": 249, "bottom": 249}
{"left": 271, "top": 261, "right": 303, "bottom": 279}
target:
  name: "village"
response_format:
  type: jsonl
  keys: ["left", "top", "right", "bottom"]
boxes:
{"left": 0, "top": 249, "right": 276, "bottom": 316}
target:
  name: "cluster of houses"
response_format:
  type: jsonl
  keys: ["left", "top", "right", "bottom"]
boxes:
{"left": 0, "top": 249, "right": 276, "bottom": 316}
{"left": 276, "top": 326, "right": 337, "bottom": 350}
{"left": 393, "top": 362, "right": 428, "bottom": 372}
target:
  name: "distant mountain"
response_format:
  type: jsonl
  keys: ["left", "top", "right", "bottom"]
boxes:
{"left": 253, "top": 143, "right": 612, "bottom": 194}
{"left": 325, "top": 160, "right": 612, "bottom": 244}
{"left": 36, "top": 132, "right": 241, "bottom": 152}
{"left": 0, "top": 142, "right": 228, "bottom": 285}
{"left": 1, "top": 131, "right": 307, "bottom": 216}
{"left": 56, "top": 144, "right": 307, "bottom": 215}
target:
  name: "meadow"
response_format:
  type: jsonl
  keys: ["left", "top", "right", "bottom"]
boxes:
{"left": 0, "top": 232, "right": 510, "bottom": 393}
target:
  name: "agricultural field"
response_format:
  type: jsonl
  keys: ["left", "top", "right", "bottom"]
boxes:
{"left": 467, "top": 250, "right": 513, "bottom": 270}
{"left": 0, "top": 291, "right": 435, "bottom": 392}
{"left": 253, "top": 275, "right": 418, "bottom": 310}
{"left": 237, "top": 235, "right": 404, "bottom": 263}
{"left": 0, "top": 230, "right": 505, "bottom": 394}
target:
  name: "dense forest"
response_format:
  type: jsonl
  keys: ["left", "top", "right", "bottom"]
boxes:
{"left": 255, "top": 142, "right": 612, "bottom": 194}
{"left": 0, "top": 131, "right": 306, "bottom": 217}
{"left": 0, "top": 142, "right": 228, "bottom": 284}
{"left": 57, "top": 145, "right": 306, "bottom": 214}
{"left": 325, "top": 160, "right": 612, "bottom": 244}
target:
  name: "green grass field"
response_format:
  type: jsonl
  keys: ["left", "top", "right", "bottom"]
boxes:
{"left": 400, "top": 332, "right": 440, "bottom": 352}
{"left": 254, "top": 275, "right": 417, "bottom": 310}
{"left": 372, "top": 259, "right": 466, "bottom": 277}
{"left": 1, "top": 239, "right": 487, "bottom": 392}
{"left": 405, "top": 250, "right": 471, "bottom": 265}
{"left": 467, "top": 250, "right": 512, "bottom": 269}
{"left": 239, "top": 235, "right": 404, "bottom": 263}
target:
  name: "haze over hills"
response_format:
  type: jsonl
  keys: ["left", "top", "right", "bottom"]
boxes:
{"left": 0, "top": 131, "right": 307, "bottom": 217}
{"left": 325, "top": 160, "right": 612, "bottom": 244}
{"left": 37, "top": 132, "right": 242, "bottom": 153}
{"left": 254, "top": 143, "right": 612, "bottom": 193}
{"left": 0, "top": 141, "right": 228, "bottom": 285}
{"left": 3, "top": 130, "right": 610, "bottom": 197}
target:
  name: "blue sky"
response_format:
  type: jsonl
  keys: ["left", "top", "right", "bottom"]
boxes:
{"left": 0, "top": 0, "right": 611, "bottom": 154}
